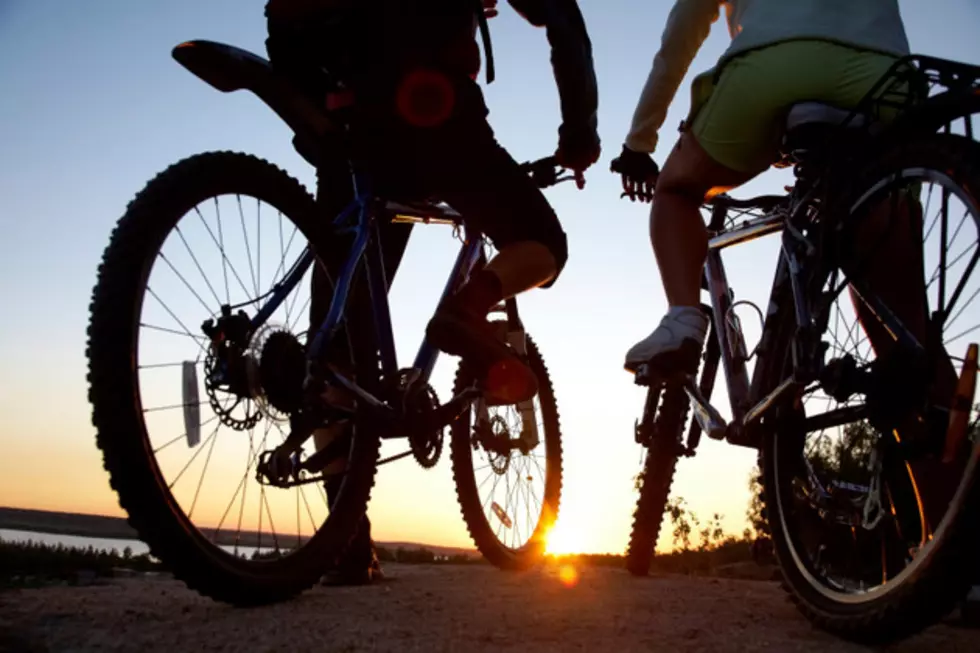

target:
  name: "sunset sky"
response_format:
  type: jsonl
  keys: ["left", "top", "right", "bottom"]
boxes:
{"left": 1, "top": 0, "right": 978, "bottom": 555}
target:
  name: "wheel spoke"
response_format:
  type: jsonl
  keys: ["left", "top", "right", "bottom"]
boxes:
{"left": 143, "top": 399, "right": 207, "bottom": 414}
{"left": 167, "top": 420, "right": 221, "bottom": 490}
{"left": 196, "top": 204, "right": 251, "bottom": 303}
{"left": 256, "top": 198, "right": 262, "bottom": 298}
{"left": 140, "top": 360, "right": 200, "bottom": 370}
{"left": 145, "top": 286, "right": 208, "bottom": 350}
{"left": 174, "top": 224, "right": 223, "bottom": 307}
{"left": 152, "top": 415, "right": 220, "bottom": 454}
{"left": 237, "top": 195, "right": 260, "bottom": 298}
{"left": 188, "top": 424, "right": 220, "bottom": 519}
{"left": 157, "top": 251, "right": 214, "bottom": 316}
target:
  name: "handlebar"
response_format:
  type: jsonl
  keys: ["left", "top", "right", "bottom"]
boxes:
{"left": 520, "top": 156, "right": 586, "bottom": 190}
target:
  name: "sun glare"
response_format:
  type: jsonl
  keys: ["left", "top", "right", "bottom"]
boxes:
{"left": 544, "top": 520, "right": 584, "bottom": 556}
{"left": 558, "top": 564, "right": 579, "bottom": 588}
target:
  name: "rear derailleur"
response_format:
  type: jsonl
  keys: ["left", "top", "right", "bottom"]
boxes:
{"left": 254, "top": 366, "right": 359, "bottom": 489}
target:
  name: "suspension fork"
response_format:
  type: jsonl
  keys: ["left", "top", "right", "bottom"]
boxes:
{"left": 498, "top": 296, "right": 541, "bottom": 451}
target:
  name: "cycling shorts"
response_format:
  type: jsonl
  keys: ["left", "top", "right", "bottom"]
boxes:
{"left": 688, "top": 39, "right": 901, "bottom": 173}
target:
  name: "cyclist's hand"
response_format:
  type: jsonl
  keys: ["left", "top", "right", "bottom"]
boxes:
{"left": 556, "top": 121, "right": 601, "bottom": 173}
{"left": 610, "top": 144, "right": 659, "bottom": 202}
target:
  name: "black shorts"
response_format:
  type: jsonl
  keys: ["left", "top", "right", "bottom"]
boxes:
{"left": 267, "top": 13, "right": 568, "bottom": 282}
{"left": 355, "top": 82, "right": 569, "bottom": 280}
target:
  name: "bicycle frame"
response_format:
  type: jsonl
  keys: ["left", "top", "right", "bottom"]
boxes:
{"left": 677, "top": 54, "right": 980, "bottom": 447}
{"left": 245, "top": 176, "right": 483, "bottom": 413}
{"left": 679, "top": 186, "right": 929, "bottom": 447}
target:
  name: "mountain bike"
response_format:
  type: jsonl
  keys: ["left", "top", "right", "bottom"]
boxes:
{"left": 625, "top": 54, "right": 980, "bottom": 643}
{"left": 86, "top": 40, "right": 577, "bottom": 605}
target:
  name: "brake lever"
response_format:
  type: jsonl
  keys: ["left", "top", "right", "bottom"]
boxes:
{"left": 552, "top": 169, "right": 586, "bottom": 189}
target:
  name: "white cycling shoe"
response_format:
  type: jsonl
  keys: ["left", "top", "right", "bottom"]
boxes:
{"left": 624, "top": 306, "right": 708, "bottom": 374}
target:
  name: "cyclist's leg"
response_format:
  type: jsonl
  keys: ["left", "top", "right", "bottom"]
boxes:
{"left": 405, "top": 94, "right": 566, "bottom": 404}
{"left": 624, "top": 49, "right": 792, "bottom": 371}
{"left": 308, "top": 155, "right": 411, "bottom": 585}
{"left": 625, "top": 40, "right": 919, "bottom": 374}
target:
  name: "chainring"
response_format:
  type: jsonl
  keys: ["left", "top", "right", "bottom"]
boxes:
{"left": 407, "top": 383, "right": 444, "bottom": 469}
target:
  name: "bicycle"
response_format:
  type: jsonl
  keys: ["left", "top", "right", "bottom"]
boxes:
{"left": 86, "top": 39, "right": 579, "bottom": 605}
{"left": 624, "top": 54, "right": 980, "bottom": 643}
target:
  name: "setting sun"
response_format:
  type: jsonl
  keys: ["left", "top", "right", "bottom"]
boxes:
{"left": 544, "top": 519, "right": 585, "bottom": 555}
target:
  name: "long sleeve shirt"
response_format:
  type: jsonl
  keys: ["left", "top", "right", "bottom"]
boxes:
{"left": 624, "top": 0, "right": 911, "bottom": 154}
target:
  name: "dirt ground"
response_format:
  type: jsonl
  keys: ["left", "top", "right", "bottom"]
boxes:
{"left": 1, "top": 564, "right": 977, "bottom": 653}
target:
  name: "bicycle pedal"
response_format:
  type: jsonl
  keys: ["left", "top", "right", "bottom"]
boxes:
{"left": 634, "top": 364, "right": 661, "bottom": 387}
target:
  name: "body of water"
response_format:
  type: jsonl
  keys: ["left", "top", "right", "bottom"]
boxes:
{"left": 0, "top": 528, "right": 276, "bottom": 559}
{"left": 1, "top": 528, "right": 149, "bottom": 555}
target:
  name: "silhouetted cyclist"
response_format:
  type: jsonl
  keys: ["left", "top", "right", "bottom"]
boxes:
{"left": 264, "top": 0, "right": 599, "bottom": 584}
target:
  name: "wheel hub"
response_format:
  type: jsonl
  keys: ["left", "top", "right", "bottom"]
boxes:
{"left": 481, "top": 415, "right": 512, "bottom": 474}
{"left": 201, "top": 306, "right": 308, "bottom": 429}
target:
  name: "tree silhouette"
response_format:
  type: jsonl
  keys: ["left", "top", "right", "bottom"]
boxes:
{"left": 746, "top": 465, "right": 769, "bottom": 538}
{"left": 806, "top": 420, "right": 877, "bottom": 486}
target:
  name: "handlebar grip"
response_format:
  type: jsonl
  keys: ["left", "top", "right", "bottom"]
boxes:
{"left": 520, "top": 156, "right": 585, "bottom": 189}
{"left": 519, "top": 156, "right": 556, "bottom": 175}
{"left": 522, "top": 156, "right": 559, "bottom": 188}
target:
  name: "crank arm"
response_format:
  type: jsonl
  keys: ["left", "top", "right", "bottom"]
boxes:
{"left": 255, "top": 469, "right": 337, "bottom": 489}
{"left": 742, "top": 376, "right": 800, "bottom": 427}
{"left": 408, "top": 386, "right": 483, "bottom": 434}
{"left": 681, "top": 374, "right": 728, "bottom": 441}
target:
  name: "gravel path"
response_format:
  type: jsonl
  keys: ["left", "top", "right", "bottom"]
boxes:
{"left": 1, "top": 564, "right": 976, "bottom": 652}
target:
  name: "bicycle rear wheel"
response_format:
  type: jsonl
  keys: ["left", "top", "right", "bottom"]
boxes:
{"left": 763, "top": 134, "right": 980, "bottom": 643}
{"left": 87, "top": 151, "right": 380, "bottom": 605}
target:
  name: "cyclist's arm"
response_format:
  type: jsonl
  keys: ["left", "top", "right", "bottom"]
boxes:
{"left": 512, "top": 0, "right": 599, "bottom": 132}
{"left": 624, "top": 0, "right": 722, "bottom": 154}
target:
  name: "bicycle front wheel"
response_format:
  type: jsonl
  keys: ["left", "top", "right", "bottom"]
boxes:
{"left": 449, "top": 322, "right": 563, "bottom": 569}
{"left": 627, "top": 384, "right": 690, "bottom": 576}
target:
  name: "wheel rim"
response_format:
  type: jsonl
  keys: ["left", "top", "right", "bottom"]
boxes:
{"left": 774, "top": 167, "right": 980, "bottom": 603}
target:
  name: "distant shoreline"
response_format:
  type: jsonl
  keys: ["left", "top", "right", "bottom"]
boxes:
{"left": 0, "top": 507, "right": 139, "bottom": 541}
{"left": 0, "top": 506, "right": 479, "bottom": 558}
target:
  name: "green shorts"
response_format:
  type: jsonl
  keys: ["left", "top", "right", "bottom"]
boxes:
{"left": 689, "top": 39, "right": 901, "bottom": 174}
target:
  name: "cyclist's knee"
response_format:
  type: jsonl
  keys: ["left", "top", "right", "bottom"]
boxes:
{"left": 536, "top": 228, "right": 568, "bottom": 289}
{"left": 656, "top": 132, "right": 755, "bottom": 204}
{"left": 552, "top": 230, "right": 568, "bottom": 276}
